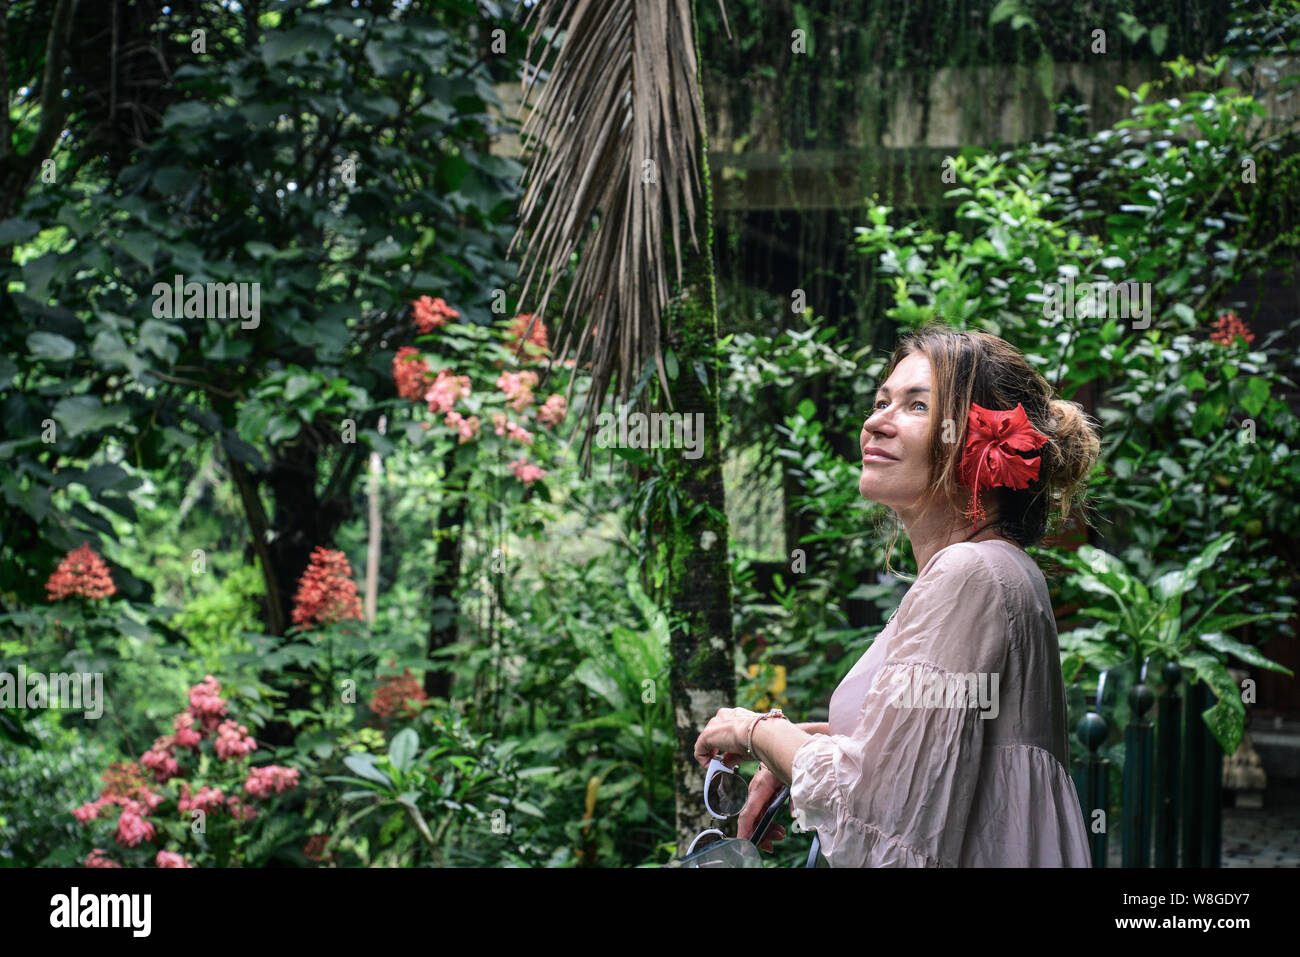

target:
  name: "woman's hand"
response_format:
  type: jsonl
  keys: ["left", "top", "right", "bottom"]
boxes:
{"left": 692, "top": 707, "right": 757, "bottom": 768}
{"left": 738, "top": 764, "right": 789, "bottom": 852}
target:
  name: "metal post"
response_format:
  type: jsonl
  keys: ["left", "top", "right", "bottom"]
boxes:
{"left": 1200, "top": 689, "right": 1223, "bottom": 868}
{"left": 1074, "top": 711, "right": 1109, "bottom": 867}
{"left": 1122, "top": 680, "right": 1155, "bottom": 867}
{"left": 1181, "top": 680, "right": 1205, "bottom": 867}
{"left": 1153, "top": 662, "right": 1181, "bottom": 867}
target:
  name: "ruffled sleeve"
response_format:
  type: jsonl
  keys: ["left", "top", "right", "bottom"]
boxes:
{"left": 789, "top": 546, "right": 1013, "bottom": 867}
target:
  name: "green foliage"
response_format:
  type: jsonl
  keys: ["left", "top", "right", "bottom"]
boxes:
{"left": 0, "top": 715, "right": 110, "bottom": 867}
{"left": 1055, "top": 533, "right": 1295, "bottom": 754}
{"left": 168, "top": 564, "right": 265, "bottom": 673}
{"left": 323, "top": 707, "right": 551, "bottom": 867}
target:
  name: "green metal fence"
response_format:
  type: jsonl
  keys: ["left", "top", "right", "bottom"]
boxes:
{"left": 1071, "top": 664, "right": 1224, "bottom": 867}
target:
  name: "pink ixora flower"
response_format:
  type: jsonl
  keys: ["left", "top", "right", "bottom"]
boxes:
{"left": 509, "top": 458, "right": 547, "bottom": 486}
{"left": 425, "top": 369, "right": 472, "bottom": 415}
{"left": 188, "top": 675, "right": 228, "bottom": 733}
{"left": 496, "top": 370, "right": 539, "bottom": 412}
{"left": 115, "top": 807, "right": 155, "bottom": 848}
{"left": 214, "top": 719, "right": 257, "bottom": 761}
{"left": 173, "top": 711, "right": 203, "bottom": 750}
{"left": 443, "top": 410, "right": 481, "bottom": 444}
{"left": 504, "top": 420, "right": 533, "bottom": 446}
{"left": 139, "top": 736, "right": 180, "bottom": 783}
{"left": 73, "top": 797, "right": 111, "bottom": 824}
{"left": 536, "top": 394, "right": 567, "bottom": 428}
{"left": 85, "top": 848, "right": 122, "bottom": 868}
{"left": 244, "top": 765, "right": 301, "bottom": 799}
{"left": 156, "top": 850, "right": 193, "bottom": 869}
{"left": 177, "top": 784, "right": 226, "bottom": 816}
{"left": 225, "top": 795, "right": 258, "bottom": 822}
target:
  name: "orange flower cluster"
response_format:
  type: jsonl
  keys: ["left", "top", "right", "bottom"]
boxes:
{"left": 100, "top": 761, "right": 150, "bottom": 801}
{"left": 290, "top": 547, "right": 364, "bottom": 630}
{"left": 505, "top": 313, "right": 549, "bottom": 362}
{"left": 1210, "top": 311, "right": 1255, "bottom": 346}
{"left": 368, "top": 668, "right": 428, "bottom": 719}
{"left": 413, "top": 296, "right": 459, "bottom": 334}
{"left": 46, "top": 542, "right": 116, "bottom": 601}
{"left": 393, "top": 346, "right": 431, "bottom": 401}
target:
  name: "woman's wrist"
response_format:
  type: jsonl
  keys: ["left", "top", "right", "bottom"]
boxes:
{"left": 796, "top": 721, "right": 830, "bottom": 735}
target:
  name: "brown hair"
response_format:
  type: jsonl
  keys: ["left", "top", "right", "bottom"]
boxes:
{"left": 877, "top": 322, "right": 1102, "bottom": 571}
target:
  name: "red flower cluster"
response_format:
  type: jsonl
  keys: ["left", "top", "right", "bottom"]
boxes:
{"left": 369, "top": 668, "right": 428, "bottom": 719}
{"left": 45, "top": 542, "right": 116, "bottom": 601}
{"left": 414, "top": 296, "right": 459, "bottom": 334}
{"left": 290, "top": 546, "right": 364, "bottom": 630}
{"left": 1210, "top": 310, "right": 1255, "bottom": 346}
{"left": 393, "top": 346, "right": 431, "bottom": 401}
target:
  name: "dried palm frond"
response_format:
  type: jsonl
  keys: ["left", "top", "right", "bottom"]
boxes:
{"left": 508, "top": 0, "right": 729, "bottom": 474}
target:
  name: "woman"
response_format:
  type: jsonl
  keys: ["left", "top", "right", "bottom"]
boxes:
{"left": 694, "top": 324, "right": 1101, "bottom": 867}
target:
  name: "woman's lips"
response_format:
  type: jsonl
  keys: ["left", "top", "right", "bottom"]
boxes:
{"left": 862, "top": 452, "right": 897, "bottom": 463}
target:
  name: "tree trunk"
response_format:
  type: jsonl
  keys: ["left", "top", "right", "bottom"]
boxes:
{"left": 658, "top": 0, "right": 736, "bottom": 852}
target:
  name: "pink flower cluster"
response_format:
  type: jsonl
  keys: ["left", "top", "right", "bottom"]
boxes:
{"left": 73, "top": 789, "right": 162, "bottom": 824}
{"left": 444, "top": 410, "right": 481, "bottom": 444}
{"left": 509, "top": 458, "right": 547, "bottom": 485}
{"left": 177, "top": 784, "right": 226, "bottom": 816}
{"left": 536, "top": 394, "right": 567, "bottom": 427}
{"left": 214, "top": 720, "right": 257, "bottom": 760}
{"left": 243, "top": 765, "right": 300, "bottom": 799}
{"left": 116, "top": 807, "right": 155, "bottom": 848}
{"left": 140, "top": 737, "right": 181, "bottom": 783}
{"left": 426, "top": 369, "right": 472, "bottom": 415}
{"left": 496, "top": 370, "right": 539, "bottom": 412}
{"left": 71, "top": 677, "right": 302, "bottom": 868}
{"left": 173, "top": 711, "right": 203, "bottom": 750}
{"left": 490, "top": 412, "right": 533, "bottom": 445}
{"left": 188, "top": 675, "right": 228, "bottom": 732}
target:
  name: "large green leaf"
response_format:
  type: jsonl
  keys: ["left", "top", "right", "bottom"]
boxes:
{"left": 388, "top": 727, "right": 419, "bottom": 774}
{"left": 51, "top": 395, "right": 129, "bottom": 438}
{"left": 1199, "top": 632, "right": 1294, "bottom": 674}
{"left": 574, "top": 658, "right": 625, "bottom": 711}
{"left": 27, "top": 332, "right": 76, "bottom": 361}
{"left": 343, "top": 753, "right": 393, "bottom": 789}
{"left": 261, "top": 25, "right": 334, "bottom": 66}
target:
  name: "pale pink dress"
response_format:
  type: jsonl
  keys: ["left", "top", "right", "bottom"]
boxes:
{"left": 789, "top": 538, "right": 1093, "bottom": 867}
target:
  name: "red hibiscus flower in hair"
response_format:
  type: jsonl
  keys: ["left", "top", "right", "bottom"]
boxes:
{"left": 958, "top": 402, "right": 1049, "bottom": 530}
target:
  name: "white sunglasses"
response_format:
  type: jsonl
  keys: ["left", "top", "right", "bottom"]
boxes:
{"left": 684, "top": 756, "right": 750, "bottom": 855}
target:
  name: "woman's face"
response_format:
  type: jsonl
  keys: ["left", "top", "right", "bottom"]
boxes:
{"left": 859, "top": 351, "right": 936, "bottom": 509}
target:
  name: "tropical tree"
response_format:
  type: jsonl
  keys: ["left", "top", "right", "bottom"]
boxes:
{"left": 510, "top": 0, "right": 736, "bottom": 849}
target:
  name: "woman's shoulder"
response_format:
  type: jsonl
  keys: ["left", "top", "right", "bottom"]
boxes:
{"left": 889, "top": 543, "right": 1018, "bottom": 671}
